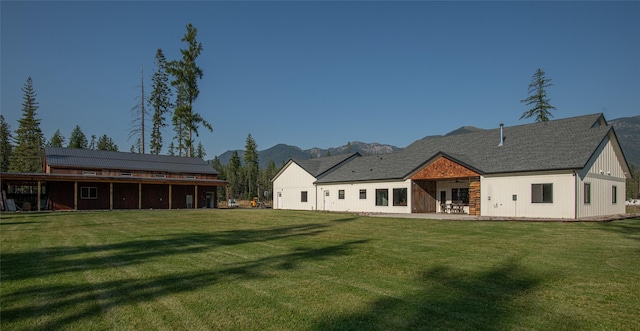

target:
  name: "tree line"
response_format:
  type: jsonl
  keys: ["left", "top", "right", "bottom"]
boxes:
{"left": 210, "top": 134, "right": 282, "bottom": 202}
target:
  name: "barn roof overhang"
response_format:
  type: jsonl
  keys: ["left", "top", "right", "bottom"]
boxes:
{"left": 0, "top": 172, "right": 228, "bottom": 186}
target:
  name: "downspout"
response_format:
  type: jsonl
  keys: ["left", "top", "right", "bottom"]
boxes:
{"left": 574, "top": 170, "right": 578, "bottom": 219}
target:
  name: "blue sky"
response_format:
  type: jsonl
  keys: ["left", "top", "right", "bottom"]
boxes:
{"left": 2, "top": 1, "right": 639, "bottom": 158}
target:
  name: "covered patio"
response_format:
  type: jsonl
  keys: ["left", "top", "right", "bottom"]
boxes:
{"left": 409, "top": 155, "right": 481, "bottom": 216}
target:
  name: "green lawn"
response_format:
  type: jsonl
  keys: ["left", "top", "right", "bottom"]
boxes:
{"left": 1, "top": 210, "right": 639, "bottom": 330}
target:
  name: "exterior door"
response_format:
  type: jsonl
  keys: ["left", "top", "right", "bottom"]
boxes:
{"left": 206, "top": 192, "right": 214, "bottom": 208}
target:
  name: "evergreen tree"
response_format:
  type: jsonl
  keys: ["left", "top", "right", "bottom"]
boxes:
{"left": 172, "top": 84, "right": 188, "bottom": 156}
{"left": 97, "top": 134, "right": 118, "bottom": 151}
{"left": 68, "top": 125, "right": 88, "bottom": 149}
{"left": 244, "top": 134, "right": 259, "bottom": 199}
{"left": 48, "top": 129, "right": 65, "bottom": 147}
{"left": 9, "top": 76, "right": 44, "bottom": 172}
{"left": 0, "top": 115, "right": 12, "bottom": 172}
{"left": 210, "top": 156, "right": 227, "bottom": 202}
{"left": 149, "top": 49, "right": 173, "bottom": 155}
{"left": 258, "top": 160, "right": 279, "bottom": 203}
{"left": 195, "top": 141, "right": 206, "bottom": 159}
{"left": 520, "top": 68, "right": 556, "bottom": 122}
{"left": 228, "top": 150, "right": 243, "bottom": 199}
{"left": 168, "top": 23, "right": 212, "bottom": 157}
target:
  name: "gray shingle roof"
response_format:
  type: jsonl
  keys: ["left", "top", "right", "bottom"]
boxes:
{"left": 292, "top": 153, "right": 360, "bottom": 177}
{"left": 45, "top": 147, "right": 218, "bottom": 175}
{"left": 317, "top": 114, "right": 615, "bottom": 183}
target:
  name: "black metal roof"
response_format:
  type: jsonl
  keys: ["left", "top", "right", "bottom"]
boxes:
{"left": 44, "top": 147, "right": 218, "bottom": 175}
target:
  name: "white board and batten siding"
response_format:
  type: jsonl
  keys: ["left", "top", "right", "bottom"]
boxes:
{"left": 480, "top": 172, "right": 577, "bottom": 219}
{"left": 272, "top": 162, "right": 317, "bottom": 211}
{"left": 576, "top": 135, "right": 627, "bottom": 217}
{"left": 316, "top": 180, "right": 411, "bottom": 213}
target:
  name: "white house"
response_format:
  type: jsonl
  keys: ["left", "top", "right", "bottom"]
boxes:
{"left": 272, "top": 114, "right": 631, "bottom": 219}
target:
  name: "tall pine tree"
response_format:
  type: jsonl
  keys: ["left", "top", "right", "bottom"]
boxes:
{"left": 244, "top": 134, "right": 259, "bottom": 199}
{"left": 0, "top": 115, "right": 12, "bottom": 172}
{"left": 168, "top": 23, "right": 212, "bottom": 157}
{"left": 9, "top": 77, "right": 44, "bottom": 172}
{"left": 227, "top": 150, "right": 243, "bottom": 199}
{"left": 520, "top": 68, "right": 556, "bottom": 122}
{"left": 149, "top": 49, "right": 173, "bottom": 155}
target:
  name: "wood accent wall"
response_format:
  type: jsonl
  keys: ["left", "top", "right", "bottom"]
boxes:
{"left": 411, "top": 156, "right": 479, "bottom": 180}
{"left": 469, "top": 177, "right": 481, "bottom": 216}
{"left": 411, "top": 180, "right": 436, "bottom": 213}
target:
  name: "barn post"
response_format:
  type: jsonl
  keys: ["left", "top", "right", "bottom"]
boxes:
{"left": 194, "top": 184, "right": 198, "bottom": 209}
{"left": 74, "top": 181, "right": 78, "bottom": 210}
{"left": 109, "top": 182, "right": 113, "bottom": 210}
{"left": 168, "top": 184, "right": 172, "bottom": 209}
{"left": 138, "top": 183, "right": 142, "bottom": 209}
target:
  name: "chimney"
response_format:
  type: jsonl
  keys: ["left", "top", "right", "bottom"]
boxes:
{"left": 498, "top": 123, "right": 504, "bottom": 147}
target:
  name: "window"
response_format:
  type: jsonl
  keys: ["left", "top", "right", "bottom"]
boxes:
{"left": 82, "top": 171, "right": 96, "bottom": 176}
{"left": 532, "top": 183, "right": 553, "bottom": 203}
{"left": 393, "top": 188, "right": 408, "bottom": 206}
{"left": 301, "top": 191, "right": 308, "bottom": 202}
{"left": 338, "top": 190, "right": 345, "bottom": 199}
{"left": 584, "top": 183, "right": 591, "bottom": 204}
{"left": 375, "top": 189, "right": 389, "bottom": 206}
{"left": 359, "top": 189, "right": 367, "bottom": 200}
{"left": 154, "top": 174, "right": 167, "bottom": 178}
{"left": 612, "top": 186, "right": 617, "bottom": 204}
{"left": 185, "top": 175, "right": 196, "bottom": 179}
{"left": 451, "top": 188, "right": 469, "bottom": 204}
{"left": 80, "top": 187, "right": 97, "bottom": 199}
{"left": 120, "top": 173, "right": 132, "bottom": 176}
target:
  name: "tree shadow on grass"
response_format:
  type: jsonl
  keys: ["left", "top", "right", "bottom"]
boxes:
{"left": 312, "top": 258, "right": 578, "bottom": 331}
{"left": 597, "top": 219, "right": 640, "bottom": 244}
{"left": 1, "top": 223, "right": 329, "bottom": 282}
{"left": 2, "top": 229, "right": 368, "bottom": 330}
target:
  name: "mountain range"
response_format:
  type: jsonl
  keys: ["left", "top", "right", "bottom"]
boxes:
{"left": 215, "top": 115, "right": 640, "bottom": 169}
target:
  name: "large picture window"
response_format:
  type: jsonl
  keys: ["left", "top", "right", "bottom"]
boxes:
{"left": 375, "top": 189, "right": 389, "bottom": 206}
{"left": 451, "top": 188, "right": 469, "bottom": 204}
{"left": 81, "top": 187, "right": 97, "bottom": 199}
{"left": 532, "top": 183, "right": 553, "bottom": 203}
{"left": 393, "top": 188, "right": 408, "bottom": 206}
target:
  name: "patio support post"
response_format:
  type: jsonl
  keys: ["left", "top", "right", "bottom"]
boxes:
{"left": 74, "top": 181, "right": 78, "bottom": 210}
{"left": 138, "top": 183, "right": 142, "bottom": 209}
{"left": 195, "top": 185, "right": 198, "bottom": 209}
{"left": 168, "top": 184, "right": 172, "bottom": 210}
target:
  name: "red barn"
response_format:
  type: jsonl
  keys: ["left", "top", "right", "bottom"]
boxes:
{"left": 1, "top": 147, "right": 227, "bottom": 211}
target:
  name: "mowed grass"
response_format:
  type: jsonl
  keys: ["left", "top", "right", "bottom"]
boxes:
{"left": 1, "top": 210, "right": 639, "bottom": 330}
